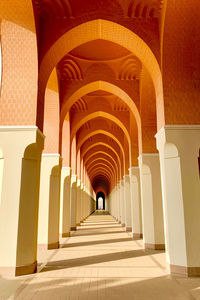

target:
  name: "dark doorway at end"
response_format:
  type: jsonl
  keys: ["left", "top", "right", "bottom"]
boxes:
{"left": 96, "top": 192, "right": 105, "bottom": 210}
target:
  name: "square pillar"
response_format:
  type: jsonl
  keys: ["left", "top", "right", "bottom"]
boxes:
{"left": 76, "top": 179, "right": 81, "bottom": 226}
{"left": 156, "top": 125, "right": 200, "bottom": 277}
{"left": 70, "top": 174, "right": 77, "bottom": 231}
{"left": 124, "top": 175, "right": 132, "bottom": 232}
{"left": 38, "top": 154, "right": 62, "bottom": 249}
{"left": 120, "top": 179, "right": 125, "bottom": 226}
{"left": 138, "top": 154, "right": 165, "bottom": 250}
{"left": 59, "top": 167, "right": 71, "bottom": 238}
{"left": 0, "top": 127, "right": 44, "bottom": 277}
{"left": 80, "top": 183, "right": 84, "bottom": 222}
{"left": 117, "top": 183, "right": 121, "bottom": 222}
{"left": 129, "top": 167, "right": 143, "bottom": 239}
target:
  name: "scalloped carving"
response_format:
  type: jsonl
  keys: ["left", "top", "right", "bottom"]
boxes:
{"left": 128, "top": 0, "right": 164, "bottom": 18}
{"left": 58, "top": 57, "right": 83, "bottom": 81}
{"left": 71, "top": 98, "right": 88, "bottom": 112}
{"left": 80, "top": 122, "right": 91, "bottom": 130}
{"left": 118, "top": 57, "right": 142, "bottom": 80}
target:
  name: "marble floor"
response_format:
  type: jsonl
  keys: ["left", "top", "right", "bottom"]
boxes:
{"left": 1, "top": 211, "right": 200, "bottom": 299}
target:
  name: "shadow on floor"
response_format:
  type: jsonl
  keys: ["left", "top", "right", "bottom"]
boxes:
{"left": 72, "top": 230, "right": 126, "bottom": 237}
{"left": 60, "top": 237, "right": 135, "bottom": 248}
{"left": 76, "top": 225, "right": 122, "bottom": 231}
{"left": 11, "top": 274, "right": 198, "bottom": 300}
{"left": 42, "top": 248, "right": 164, "bottom": 271}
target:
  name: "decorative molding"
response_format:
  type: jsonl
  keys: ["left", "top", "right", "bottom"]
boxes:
{"left": 0, "top": 126, "right": 45, "bottom": 138}
{"left": 118, "top": 56, "right": 142, "bottom": 80}
{"left": 58, "top": 57, "right": 83, "bottom": 81}
{"left": 128, "top": 0, "right": 164, "bottom": 19}
{"left": 71, "top": 98, "right": 88, "bottom": 112}
{"left": 155, "top": 125, "right": 200, "bottom": 139}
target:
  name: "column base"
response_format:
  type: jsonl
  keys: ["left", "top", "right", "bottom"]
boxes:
{"left": 38, "top": 242, "right": 60, "bottom": 250}
{"left": 144, "top": 243, "right": 165, "bottom": 250}
{"left": 126, "top": 227, "right": 132, "bottom": 232}
{"left": 121, "top": 223, "right": 125, "bottom": 227}
{"left": 0, "top": 261, "right": 37, "bottom": 277}
{"left": 48, "top": 241, "right": 60, "bottom": 250}
{"left": 70, "top": 227, "right": 77, "bottom": 231}
{"left": 133, "top": 233, "right": 143, "bottom": 239}
{"left": 60, "top": 232, "right": 70, "bottom": 238}
{"left": 170, "top": 265, "right": 200, "bottom": 277}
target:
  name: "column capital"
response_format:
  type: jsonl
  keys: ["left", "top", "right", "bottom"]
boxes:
{"left": 0, "top": 125, "right": 44, "bottom": 138}
{"left": 77, "top": 179, "right": 81, "bottom": 187}
{"left": 156, "top": 125, "right": 200, "bottom": 152}
{"left": 123, "top": 174, "right": 130, "bottom": 182}
{"left": 0, "top": 125, "right": 45, "bottom": 157}
{"left": 156, "top": 125, "right": 200, "bottom": 139}
{"left": 61, "top": 167, "right": 71, "bottom": 177}
{"left": 41, "top": 153, "right": 62, "bottom": 168}
{"left": 42, "top": 153, "right": 60, "bottom": 158}
{"left": 120, "top": 179, "right": 125, "bottom": 186}
{"left": 138, "top": 153, "right": 159, "bottom": 160}
{"left": 129, "top": 166, "right": 139, "bottom": 176}
{"left": 71, "top": 174, "right": 77, "bottom": 185}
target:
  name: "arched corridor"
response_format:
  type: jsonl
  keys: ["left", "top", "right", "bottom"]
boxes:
{"left": 0, "top": 0, "right": 200, "bottom": 299}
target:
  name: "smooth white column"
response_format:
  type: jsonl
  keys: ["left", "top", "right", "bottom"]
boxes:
{"left": 76, "top": 179, "right": 81, "bottom": 226}
{"left": 117, "top": 183, "right": 121, "bottom": 222}
{"left": 70, "top": 174, "right": 77, "bottom": 231}
{"left": 83, "top": 186, "right": 87, "bottom": 219}
{"left": 120, "top": 179, "right": 125, "bottom": 226}
{"left": 0, "top": 127, "right": 44, "bottom": 276}
{"left": 156, "top": 125, "right": 200, "bottom": 276}
{"left": 113, "top": 187, "right": 117, "bottom": 220}
{"left": 80, "top": 183, "right": 84, "bottom": 222}
{"left": 129, "top": 167, "right": 143, "bottom": 238}
{"left": 59, "top": 167, "right": 71, "bottom": 238}
{"left": 124, "top": 175, "right": 132, "bottom": 232}
{"left": 38, "top": 154, "right": 61, "bottom": 249}
{"left": 138, "top": 154, "right": 165, "bottom": 250}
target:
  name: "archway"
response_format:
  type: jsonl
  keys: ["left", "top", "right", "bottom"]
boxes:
{"left": 96, "top": 191, "right": 105, "bottom": 210}
{"left": 39, "top": 19, "right": 163, "bottom": 130}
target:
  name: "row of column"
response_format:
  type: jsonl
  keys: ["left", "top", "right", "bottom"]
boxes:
{"left": 38, "top": 155, "right": 96, "bottom": 249}
{"left": 109, "top": 126, "right": 200, "bottom": 277}
{"left": 0, "top": 127, "right": 95, "bottom": 276}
